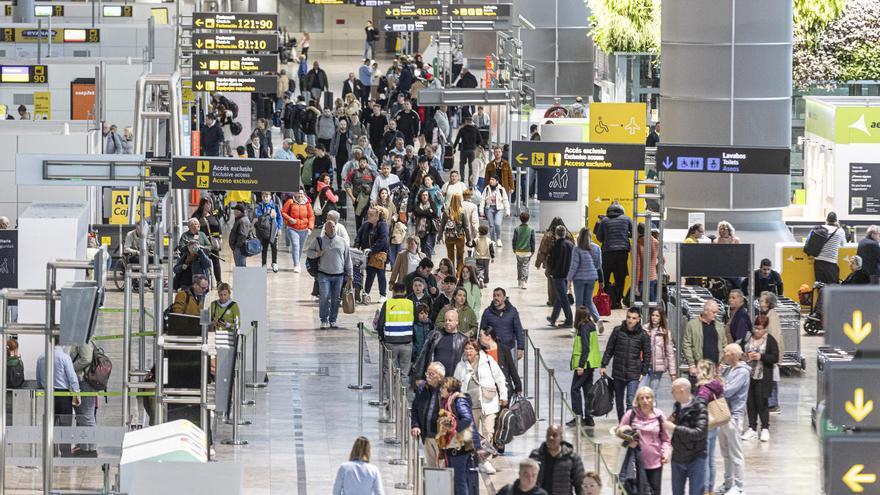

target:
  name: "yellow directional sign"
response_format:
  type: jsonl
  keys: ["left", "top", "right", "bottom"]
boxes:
{"left": 845, "top": 310, "right": 873, "bottom": 345}
{"left": 844, "top": 464, "right": 877, "bottom": 493}
{"left": 846, "top": 388, "right": 874, "bottom": 423}
{"left": 515, "top": 153, "right": 527, "bottom": 165}
{"left": 175, "top": 165, "right": 193, "bottom": 183}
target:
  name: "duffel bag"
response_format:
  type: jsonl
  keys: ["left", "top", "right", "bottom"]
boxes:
{"left": 493, "top": 407, "right": 517, "bottom": 446}
{"left": 508, "top": 394, "right": 536, "bottom": 436}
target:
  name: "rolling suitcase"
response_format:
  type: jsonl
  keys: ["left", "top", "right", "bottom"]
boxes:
{"left": 443, "top": 145, "right": 455, "bottom": 171}
{"left": 323, "top": 90, "right": 334, "bottom": 111}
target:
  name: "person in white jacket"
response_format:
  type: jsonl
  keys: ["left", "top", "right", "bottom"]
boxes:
{"left": 479, "top": 176, "right": 511, "bottom": 246}
{"left": 442, "top": 170, "right": 468, "bottom": 208}
{"left": 454, "top": 340, "right": 508, "bottom": 474}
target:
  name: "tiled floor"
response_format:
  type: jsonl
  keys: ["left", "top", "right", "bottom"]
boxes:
{"left": 5, "top": 55, "right": 822, "bottom": 494}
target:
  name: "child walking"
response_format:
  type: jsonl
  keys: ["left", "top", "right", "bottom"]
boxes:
{"left": 511, "top": 211, "right": 536, "bottom": 289}
{"left": 472, "top": 224, "right": 495, "bottom": 285}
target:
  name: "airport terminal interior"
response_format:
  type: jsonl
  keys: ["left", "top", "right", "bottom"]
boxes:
{"left": 0, "top": 0, "right": 880, "bottom": 494}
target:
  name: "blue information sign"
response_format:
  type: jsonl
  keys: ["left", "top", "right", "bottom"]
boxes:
{"left": 656, "top": 144, "right": 790, "bottom": 175}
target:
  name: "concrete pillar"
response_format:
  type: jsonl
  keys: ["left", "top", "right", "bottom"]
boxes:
{"left": 660, "top": 0, "right": 794, "bottom": 253}
{"left": 13, "top": 0, "right": 36, "bottom": 23}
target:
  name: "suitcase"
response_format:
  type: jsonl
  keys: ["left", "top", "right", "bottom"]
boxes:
{"left": 443, "top": 145, "right": 455, "bottom": 171}
{"left": 336, "top": 192, "right": 348, "bottom": 220}
{"left": 323, "top": 90, "right": 335, "bottom": 111}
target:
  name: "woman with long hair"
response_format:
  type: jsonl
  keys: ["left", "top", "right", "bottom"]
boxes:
{"left": 439, "top": 377, "right": 480, "bottom": 494}
{"left": 567, "top": 228, "right": 604, "bottom": 328}
{"left": 332, "top": 436, "right": 384, "bottom": 494}
{"left": 458, "top": 264, "right": 482, "bottom": 314}
{"left": 192, "top": 196, "right": 223, "bottom": 283}
{"left": 714, "top": 221, "right": 741, "bottom": 244}
{"left": 616, "top": 387, "right": 671, "bottom": 495}
{"left": 759, "top": 291, "right": 783, "bottom": 412}
{"left": 355, "top": 206, "right": 390, "bottom": 304}
{"left": 695, "top": 359, "right": 724, "bottom": 494}
{"left": 642, "top": 308, "right": 677, "bottom": 392}
{"left": 413, "top": 189, "right": 439, "bottom": 259}
{"left": 440, "top": 194, "right": 472, "bottom": 276}
{"left": 684, "top": 223, "right": 704, "bottom": 243}
{"left": 569, "top": 306, "right": 601, "bottom": 427}
{"left": 479, "top": 175, "right": 510, "bottom": 245}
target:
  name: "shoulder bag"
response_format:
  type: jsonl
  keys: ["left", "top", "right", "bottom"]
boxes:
{"left": 305, "top": 237, "right": 323, "bottom": 277}
{"left": 707, "top": 390, "right": 731, "bottom": 428}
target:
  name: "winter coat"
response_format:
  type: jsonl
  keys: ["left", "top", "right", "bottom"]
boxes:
{"left": 412, "top": 320, "right": 433, "bottom": 359}
{"left": 200, "top": 122, "right": 224, "bottom": 156}
{"left": 634, "top": 235, "right": 660, "bottom": 283}
{"left": 619, "top": 407, "right": 672, "bottom": 470}
{"left": 479, "top": 300, "right": 525, "bottom": 351}
{"left": 434, "top": 304, "right": 478, "bottom": 339}
{"left": 484, "top": 159, "right": 515, "bottom": 193}
{"left": 229, "top": 215, "right": 253, "bottom": 251}
{"left": 411, "top": 329, "right": 469, "bottom": 380}
{"left": 281, "top": 197, "right": 314, "bottom": 231}
{"left": 453, "top": 351, "right": 508, "bottom": 414}
{"left": 355, "top": 220, "right": 389, "bottom": 254}
{"left": 329, "top": 128, "right": 353, "bottom": 158}
{"left": 601, "top": 322, "right": 652, "bottom": 381}
{"left": 681, "top": 318, "right": 728, "bottom": 367}
{"left": 304, "top": 68, "right": 328, "bottom": 91}
{"left": 671, "top": 398, "right": 708, "bottom": 464}
{"left": 738, "top": 334, "right": 780, "bottom": 387}
{"left": 528, "top": 441, "right": 585, "bottom": 495}
{"left": 645, "top": 325, "right": 676, "bottom": 374}
{"left": 567, "top": 244, "right": 603, "bottom": 283}
{"left": 594, "top": 203, "right": 632, "bottom": 252}
{"left": 547, "top": 237, "right": 574, "bottom": 279}
{"left": 696, "top": 378, "right": 724, "bottom": 405}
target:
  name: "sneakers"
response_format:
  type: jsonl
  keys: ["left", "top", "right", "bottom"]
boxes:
{"left": 759, "top": 428, "right": 770, "bottom": 442}
{"left": 521, "top": 281, "right": 528, "bottom": 289}
{"left": 319, "top": 322, "right": 329, "bottom": 329}
{"left": 272, "top": 263, "right": 278, "bottom": 273}
{"left": 597, "top": 321, "right": 605, "bottom": 334}
{"left": 479, "top": 461, "right": 496, "bottom": 475}
{"left": 378, "top": 296, "right": 387, "bottom": 304}
{"left": 565, "top": 418, "right": 579, "bottom": 427}
{"left": 329, "top": 322, "right": 338, "bottom": 329}
{"left": 496, "top": 240, "right": 503, "bottom": 248}
{"left": 546, "top": 316, "right": 556, "bottom": 327}
{"left": 294, "top": 265, "right": 301, "bottom": 273}
{"left": 768, "top": 405, "right": 781, "bottom": 414}
{"left": 714, "top": 484, "right": 731, "bottom": 495}
{"left": 741, "top": 429, "right": 758, "bottom": 441}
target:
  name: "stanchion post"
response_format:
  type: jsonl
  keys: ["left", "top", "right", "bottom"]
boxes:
{"left": 415, "top": 456, "right": 424, "bottom": 495}
{"left": 369, "top": 345, "right": 388, "bottom": 407}
{"left": 349, "top": 323, "right": 373, "bottom": 390}
{"left": 594, "top": 443, "right": 601, "bottom": 474}
{"left": 390, "top": 377, "right": 407, "bottom": 465}
{"left": 240, "top": 333, "right": 255, "bottom": 407}
{"left": 612, "top": 474, "right": 620, "bottom": 495}
{"left": 247, "top": 321, "right": 266, "bottom": 389}
{"left": 574, "top": 416, "right": 582, "bottom": 455}
{"left": 560, "top": 391, "right": 566, "bottom": 427}
{"left": 222, "top": 333, "right": 248, "bottom": 445}
{"left": 383, "top": 367, "right": 400, "bottom": 433}
{"left": 534, "top": 348, "right": 541, "bottom": 421}
{"left": 522, "top": 329, "right": 529, "bottom": 398}
{"left": 547, "top": 368, "right": 555, "bottom": 425}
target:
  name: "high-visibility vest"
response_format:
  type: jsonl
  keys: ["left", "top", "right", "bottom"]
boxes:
{"left": 384, "top": 297, "right": 414, "bottom": 341}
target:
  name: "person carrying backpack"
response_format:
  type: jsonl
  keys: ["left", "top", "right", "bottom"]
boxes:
{"left": 6, "top": 338, "right": 24, "bottom": 389}
{"left": 255, "top": 192, "right": 283, "bottom": 273}
{"left": 70, "top": 342, "right": 105, "bottom": 457}
{"left": 806, "top": 211, "right": 846, "bottom": 284}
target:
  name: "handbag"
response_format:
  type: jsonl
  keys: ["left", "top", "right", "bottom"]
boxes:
{"left": 342, "top": 279, "right": 355, "bottom": 314}
{"left": 593, "top": 288, "right": 612, "bottom": 317}
{"left": 244, "top": 232, "right": 262, "bottom": 257}
{"left": 210, "top": 236, "right": 222, "bottom": 252}
{"left": 707, "top": 392, "right": 731, "bottom": 428}
{"left": 367, "top": 251, "right": 387, "bottom": 270}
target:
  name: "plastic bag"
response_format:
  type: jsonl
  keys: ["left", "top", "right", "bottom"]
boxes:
{"left": 586, "top": 374, "right": 614, "bottom": 417}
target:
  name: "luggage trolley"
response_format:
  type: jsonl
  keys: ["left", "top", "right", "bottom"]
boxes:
{"left": 754, "top": 296, "right": 807, "bottom": 373}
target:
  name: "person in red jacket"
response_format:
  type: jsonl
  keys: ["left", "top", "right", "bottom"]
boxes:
{"left": 314, "top": 173, "right": 339, "bottom": 228}
{"left": 282, "top": 189, "right": 315, "bottom": 273}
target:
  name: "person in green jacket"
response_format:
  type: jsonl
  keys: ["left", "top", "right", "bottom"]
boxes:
{"left": 458, "top": 264, "right": 482, "bottom": 315}
{"left": 210, "top": 283, "right": 240, "bottom": 332}
{"left": 681, "top": 299, "right": 727, "bottom": 378}
{"left": 568, "top": 306, "right": 601, "bottom": 427}
{"left": 434, "top": 287, "right": 478, "bottom": 338}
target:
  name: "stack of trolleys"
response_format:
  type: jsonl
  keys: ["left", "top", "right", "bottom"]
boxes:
{"left": 666, "top": 285, "right": 728, "bottom": 374}
{"left": 755, "top": 296, "right": 806, "bottom": 372}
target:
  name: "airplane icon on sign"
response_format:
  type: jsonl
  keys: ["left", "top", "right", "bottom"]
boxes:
{"left": 624, "top": 117, "right": 641, "bottom": 135}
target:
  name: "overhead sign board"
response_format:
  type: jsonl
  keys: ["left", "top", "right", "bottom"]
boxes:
{"left": 353, "top": 0, "right": 400, "bottom": 5}
{"left": 655, "top": 144, "right": 791, "bottom": 175}
{"left": 192, "top": 32, "right": 278, "bottom": 51}
{"left": 510, "top": 140, "right": 645, "bottom": 171}
{"left": 193, "top": 54, "right": 276, "bottom": 73}
{"left": 171, "top": 157, "right": 300, "bottom": 192}
{"left": 849, "top": 162, "right": 880, "bottom": 215}
{"left": 1, "top": 27, "right": 99, "bottom": 43}
{"left": 823, "top": 286, "right": 880, "bottom": 352}
{"left": 0, "top": 64, "right": 47, "bottom": 84}
{"left": 449, "top": 4, "right": 512, "bottom": 18}
{"left": 382, "top": 19, "right": 442, "bottom": 32}
{"left": 383, "top": 4, "right": 442, "bottom": 18}
{"left": 306, "top": 0, "right": 346, "bottom": 4}
{"left": 193, "top": 75, "right": 276, "bottom": 93}
{"left": 825, "top": 436, "right": 880, "bottom": 495}
{"left": 193, "top": 12, "right": 277, "bottom": 31}
{"left": 102, "top": 5, "right": 133, "bottom": 17}
{"left": 826, "top": 360, "right": 880, "bottom": 429}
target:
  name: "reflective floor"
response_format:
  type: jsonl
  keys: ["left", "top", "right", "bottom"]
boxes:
{"left": 5, "top": 56, "right": 823, "bottom": 494}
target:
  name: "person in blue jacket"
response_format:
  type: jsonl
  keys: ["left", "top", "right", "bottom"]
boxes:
{"left": 480, "top": 287, "right": 525, "bottom": 361}
{"left": 254, "top": 191, "right": 283, "bottom": 273}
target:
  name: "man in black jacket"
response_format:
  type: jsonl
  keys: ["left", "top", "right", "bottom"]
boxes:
{"left": 304, "top": 61, "right": 328, "bottom": 104}
{"left": 857, "top": 225, "right": 880, "bottom": 283}
{"left": 285, "top": 96, "right": 308, "bottom": 144}
{"left": 412, "top": 308, "right": 468, "bottom": 381}
{"left": 341, "top": 72, "right": 363, "bottom": 100}
{"left": 547, "top": 225, "right": 574, "bottom": 327}
{"left": 403, "top": 258, "right": 438, "bottom": 296}
{"left": 452, "top": 117, "right": 482, "bottom": 180}
{"left": 395, "top": 99, "right": 421, "bottom": 147}
{"left": 497, "top": 459, "right": 548, "bottom": 495}
{"left": 665, "top": 378, "right": 709, "bottom": 495}
{"left": 429, "top": 275, "right": 457, "bottom": 323}
{"left": 749, "top": 258, "right": 783, "bottom": 296}
{"left": 528, "top": 425, "right": 585, "bottom": 495}
{"left": 594, "top": 201, "right": 633, "bottom": 308}
{"left": 200, "top": 113, "right": 224, "bottom": 157}
{"left": 600, "top": 307, "right": 651, "bottom": 421}
{"left": 366, "top": 103, "right": 388, "bottom": 155}
{"left": 410, "top": 361, "right": 446, "bottom": 467}
{"left": 381, "top": 120, "right": 405, "bottom": 159}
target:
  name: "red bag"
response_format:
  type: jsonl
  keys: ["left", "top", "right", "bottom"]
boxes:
{"left": 593, "top": 289, "right": 612, "bottom": 317}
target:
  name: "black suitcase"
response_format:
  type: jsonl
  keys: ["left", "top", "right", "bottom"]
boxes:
{"left": 323, "top": 90, "right": 334, "bottom": 111}
{"left": 443, "top": 145, "right": 455, "bottom": 171}
{"left": 336, "top": 192, "right": 348, "bottom": 220}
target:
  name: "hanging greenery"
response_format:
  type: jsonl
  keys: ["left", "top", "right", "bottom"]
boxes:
{"left": 586, "top": 0, "right": 661, "bottom": 54}
{"left": 793, "top": 0, "right": 848, "bottom": 34}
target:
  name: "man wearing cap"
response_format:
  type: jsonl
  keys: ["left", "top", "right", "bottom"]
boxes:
{"left": 274, "top": 138, "right": 295, "bottom": 160}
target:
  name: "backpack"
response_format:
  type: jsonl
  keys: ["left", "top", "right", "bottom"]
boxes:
{"left": 255, "top": 207, "right": 275, "bottom": 241}
{"left": 313, "top": 189, "right": 325, "bottom": 216}
{"left": 443, "top": 213, "right": 465, "bottom": 240}
{"left": 6, "top": 356, "right": 24, "bottom": 388}
{"left": 85, "top": 344, "right": 113, "bottom": 391}
{"left": 803, "top": 225, "right": 838, "bottom": 257}
{"left": 230, "top": 121, "right": 243, "bottom": 136}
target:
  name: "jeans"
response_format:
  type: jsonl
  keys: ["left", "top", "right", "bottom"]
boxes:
{"left": 717, "top": 415, "right": 745, "bottom": 491}
{"left": 612, "top": 378, "right": 639, "bottom": 421}
{"left": 364, "top": 40, "right": 375, "bottom": 59}
{"left": 317, "top": 273, "right": 344, "bottom": 324}
{"left": 768, "top": 381, "right": 779, "bottom": 408}
{"left": 549, "top": 277, "right": 572, "bottom": 324}
{"left": 635, "top": 279, "right": 658, "bottom": 302}
{"left": 365, "top": 266, "right": 387, "bottom": 298}
{"left": 487, "top": 206, "right": 504, "bottom": 243}
{"left": 389, "top": 242, "right": 403, "bottom": 269}
{"left": 420, "top": 233, "right": 436, "bottom": 259}
{"left": 570, "top": 369, "right": 594, "bottom": 419}
{"left": 309, "top": 87, "right": 322, "bottom": 105}
{"left": 293, "top": 128, "right": 305, "bottom": 145}
{"left": 75, "top": 380, "right": 97, "bottom": 451}
{"left": 261, "top": 237, "right": 278, "bottom": 265}
{"left": 571, "top": 279, "right": 599, "bottom": 321}
{"left": 305, "top": 133, "right": 316, "bottom": 147}
{"left": 640, "top": 371, "right": 665, "bottom": 392}
{"left": 447, "top": 452, "right": 479, "bottom": 495}
{"left": 385, "top": 343, "right": 412, "bottom": 377}
{"left": 233, "top": 248, "right": 247, "bottom": 267}
{"left": 515, "top": 254, "right": 531, "bottom": 283}
{"left": 287, "top": 227, "right": 309, "bottom": 267}
{"left": 602, "top": 249, "right": 630, "bottom": 307}
{"left": 706, "top": 427, "right": 718, "bottom": 492}
{"left": 672, "top": 456, "right": 708, "bottom": 495}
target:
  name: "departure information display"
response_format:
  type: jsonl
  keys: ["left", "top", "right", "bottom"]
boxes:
{"left": 193, "top": 54, "right": 276, "bottom": 73}
{"left": 0, "top": 64, "right": 47, "bottom": 84}
{"left": 192, "top": 32, "right": 278, "bottom": 51}
{"left": 193, "top": 12, "right": 277, "bottom": 31}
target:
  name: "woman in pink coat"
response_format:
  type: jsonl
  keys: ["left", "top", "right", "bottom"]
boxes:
{"left": 617, "top": 386, "right": 672, "bottom": 495}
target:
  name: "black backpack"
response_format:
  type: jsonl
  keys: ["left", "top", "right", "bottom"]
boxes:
{"left": 255, "top": 210, "right": 274, "bottom": 241}
{"left": 85, "top": 345, "right": 113, "bottom": 391}
{"left": 803, "top": 225, "right": 838, "bottom": 257}
{"left": 6, "top": 356, "right": 24, "bottom": 388}
{"left": 230, "top": 121, "right": 243, "bottom": 136}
